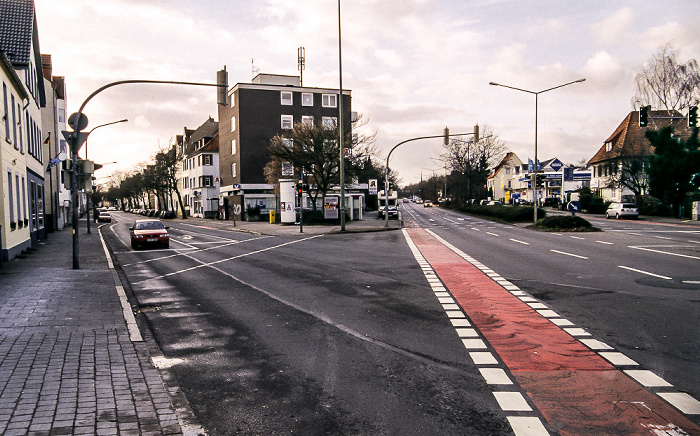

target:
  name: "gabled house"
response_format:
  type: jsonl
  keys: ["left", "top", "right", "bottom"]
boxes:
{"left": 176, "top": 117, "right": 220, "bottom": 218}
{"left": 487, "top": 152, "right": 526, "bottom": 203}
{"left": 588, "top": 109, "right": 692, "bottom": 202}
{"left": 0, "top": 0, "right": 47, "bottom": 245}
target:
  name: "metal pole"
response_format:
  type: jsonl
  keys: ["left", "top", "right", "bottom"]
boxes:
{"left": 534, "top": 93, "right": 538, "bottom": 224}
{"left": 337, "top": 0, "right": 346, "bottom": 231}
{"left": 71, "top": 142, "right": 79, "bottom": 269}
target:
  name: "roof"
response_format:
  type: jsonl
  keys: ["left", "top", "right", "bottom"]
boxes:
{"left": 488, "top": 152, "right": 515, "bottom": 179}
{"left": 0, "top": 0, "right": 34, "bottom": 66}
{"left": 188, "top": 132, "right": 219, "bottom": 157}
{"left": 588, "top": 110, "right": 693, "bottom": 165}
{"left": 0, "top": 49, "right": 27, "bottom": 99}
{"left": 181, "top": 117, "right": 218, "bottom": 156}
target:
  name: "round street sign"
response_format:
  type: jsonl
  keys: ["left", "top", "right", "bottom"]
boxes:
{"left": 567, "top": 201, "right": 581, "bottom": 214}
{"left": 68, "top": 112, "right": 89, "bottom": 131}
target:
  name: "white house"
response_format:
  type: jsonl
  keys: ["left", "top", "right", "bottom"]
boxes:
{"left": 176, "top": 118, "right": 220, "bottom": 218}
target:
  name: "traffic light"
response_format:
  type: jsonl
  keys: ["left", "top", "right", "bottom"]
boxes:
{"left": 296, "top": 183, "right": 303, "bottom": 195}
{"left": 444, "top": 127, "right": 449, "bottom": 145}
{"left": 217, "top": 67, "right": 228, "bottom": 106}
{"left": 523, "top": 173, "right": 531, "bottom": 188}
{"left": 689, "top": 106, "right": 698, "bottom": 128}
{"left": 474, "top": 124, "right": 479, "bottom": 142}
{"left": 639, "top": 105, "right": 650, "bottom": 127}
{"left": 534, "top": 174, "right": 544, "bottom": 189}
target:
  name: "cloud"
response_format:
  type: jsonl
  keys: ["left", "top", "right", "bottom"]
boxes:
{"left": 592, "top": 7, "right": 635, "bottom": 45}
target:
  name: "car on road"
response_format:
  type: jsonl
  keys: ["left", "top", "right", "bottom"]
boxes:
{"left": 487, "top": 200, "right": 502, "bottom": 206}
{"left": 378, "top": 205, "right": 399, "bottom": 219}
{"left": 129, "top": 219, "right": 170, "bottom": 249}
{"left": 97, "top": 211, "right": 112, "bottom": 223}
{"left": 605, "top": 202, "right": 639, "bottom": 219}
{"left": 423, "top": 200, "right": 433, "bottom": 207}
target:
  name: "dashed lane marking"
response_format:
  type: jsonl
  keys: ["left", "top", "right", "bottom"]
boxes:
{"left": 510, "top": 238, "right": 529, "bottom": 245}
{"left": 618, "top": 265, "right": 672, "bottom": 280}
{"left": 629, "top": 245, "right": 700, "bottom": 260}
{"left": 550, "top": 249, "right": 588, "bottom": 259}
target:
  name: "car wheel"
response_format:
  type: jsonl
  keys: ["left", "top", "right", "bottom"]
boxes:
{"left": 616, "top": 213, "right": 620, "bottom": 219}
{"left": 163, "top": 242, "right": 169, "bottom": 249}
{"left": 605, "top": 213, "right": 609, "bottom": 219}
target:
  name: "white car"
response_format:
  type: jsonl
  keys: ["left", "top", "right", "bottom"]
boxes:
{"left": 605, "top": 202, "right": 639, "bottom": 219}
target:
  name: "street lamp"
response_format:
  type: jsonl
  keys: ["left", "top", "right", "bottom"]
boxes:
{"left": 83, "top": 119, "right": 128, "bottom": 233}
{"left": 489, "top": 78, "right": 585, "bottom": 223}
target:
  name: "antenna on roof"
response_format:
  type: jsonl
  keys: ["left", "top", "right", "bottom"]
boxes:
{"left": 298, "top": 47, "right": 305, "bottom": 87}
{"left": 251, "top": 58, "right": 260, "bottom": 80}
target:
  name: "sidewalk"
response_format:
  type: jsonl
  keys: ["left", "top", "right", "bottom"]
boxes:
{"left": 0, "top": 220, "right": 190, "bottom": 436}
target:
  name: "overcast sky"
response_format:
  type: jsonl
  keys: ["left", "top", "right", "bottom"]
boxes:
{"left": 34, "top": 0, "right": 700, "bottom": 185}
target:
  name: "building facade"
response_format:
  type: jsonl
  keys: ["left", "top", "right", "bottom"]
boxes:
{"left": 588, "top": 110, "right": 692, "bottom": 202}
{"left": 217, "top": 73, "right": 351, "bottom": 220}
{"left": 176, "top": 118, "right": 219, "bottom": 218}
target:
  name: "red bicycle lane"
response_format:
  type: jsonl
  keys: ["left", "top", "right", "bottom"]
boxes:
{"left": 406, "top": 227, "right": 700, "bottom": 435}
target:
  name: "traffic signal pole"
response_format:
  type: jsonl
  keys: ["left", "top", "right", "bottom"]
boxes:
{"left": 67, "top": 75, "right": 228, "bottom": 269}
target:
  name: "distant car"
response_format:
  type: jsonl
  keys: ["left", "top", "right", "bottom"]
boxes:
{"left": 402, "top": 198, "right": 410, "bottom": 203}
{"left": 129, "top": 219, "right": 170, "bottom": 249}
{"left": 378, "top": 205, "right": 399, "bottom": 219}
{"left": 605, "top": 202, "right": 639, "bottom": 219}
{"left": 415, "top": 199, "right": 423, "bottom": 204}
{"left": 97, "top": 211, "right": 112, "bottom": 223}
{"left": 423, "top": 200, "right": 433, "bottom": 207}
{"left": 487, "top": 200, "right": 501, "bottom": 205}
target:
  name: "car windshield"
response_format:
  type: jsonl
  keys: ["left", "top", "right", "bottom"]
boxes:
{"left": 135, "top": 221, "right": 164, "bottom": 230}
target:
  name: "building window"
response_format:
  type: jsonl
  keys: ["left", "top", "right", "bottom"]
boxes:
{"left": 281, "top": 91, "right": 293, "bottom": 105}
{"left": 322, "top": 94, "right": 337, "bottom": 108}
{"left": 302, "top": 93, "right": 313, "bottom": 106}
{"left": 231, "top": 139, "right": 236, "bottom": 155}
{"left": 203, "top": 154, "right": 212, "bottom": 165}
{"left": 231, "top": 163, "right": 237, "bottom": 177}
{"left": 201, "top": 176, "right": 213, "bottom": 187}
{"left": 281, "top": 115, "right": 293, "bottom": 129}
{"left": 322, "top": 116, "right": 337, "bottom": 129}
{"left": 505, "top": 168, "right": 510, "bottom": 175}
{"left": 230, "top": 93, "right": 235, "bottom": 108}
{"left": 11, "top": 94, "right": 17, "bottom": 147}
{"left": 302, "top": 116, "right": 313, "bottom": 126}
{"left": 7, "top": 172, "right": 14, "bottom": 225}
{"left": 230, "top": 116, "right": 236, "bottom": 132}
{"left": 605, "top": 142, "right": 612, "bottom": 152}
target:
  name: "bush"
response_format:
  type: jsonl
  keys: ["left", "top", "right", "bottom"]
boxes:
{"left": 535, "top": 215, "right": 597, "bottom": 231}
{"left": 638, "top": 195, "right": 673, "bottom": 216}
{"left": 459, "top": 204, "right": 546, "bottom": 222}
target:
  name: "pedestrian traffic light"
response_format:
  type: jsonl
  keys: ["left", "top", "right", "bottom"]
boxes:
{"left": 535, "top": 174, "right": 544, "bottom": 189}
{"left": 689, "top": 106, "right": 698, "bottom": 128}
{"left": 639, "top": 105, "right": 650, "bottom": 127}
{"left": 296, "top": 183, "right": 303, "bottom": 195}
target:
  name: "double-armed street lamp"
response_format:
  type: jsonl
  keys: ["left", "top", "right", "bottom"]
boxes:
{"left": 489, "top": 78, "right": 585, "bottom": 224}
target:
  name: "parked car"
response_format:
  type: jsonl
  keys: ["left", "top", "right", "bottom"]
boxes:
{"left": 129, "top": 219, "right": 170, "bottom": 249}
{"left": 97, "top": 211, "right": 112, "bottom": 223}
{"left": 378, "top": 205, "right": 398, "bottom": 219}
{"left": 605, "top": 202, "right": 639, "bottom": 219}
{"left": 487, "top": 200, "right": 502, "bottom": 206}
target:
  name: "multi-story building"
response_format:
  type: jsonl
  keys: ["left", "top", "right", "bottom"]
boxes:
{"left": 0, "top": 0, "right": 47, "bottom": 246}
{"left": 40, "top": 54, "right": 69, "bottom": 231}
{"left": 588, "top": 109, "right": 692, "bottom": 202}
{"left": 1, "top": 50, "right": 31, "bottom": 262}
{"left": 487, "top": 152, "right": 526, "bottom": 202}
{"left": 217, "top": 73, "right": 351, "bottom": 220}
{"left": 176, "top": 118, "right": 219, "bottom": 218}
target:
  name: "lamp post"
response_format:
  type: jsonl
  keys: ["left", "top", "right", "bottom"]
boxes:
{"left": 83, "top": 119, "right": 128, "bottom": 234}
{"left": 337, "top": 0, "right": 346, "bottom": 231}
{"left": 489, "top": 78, "right": 585, "bottom": 224}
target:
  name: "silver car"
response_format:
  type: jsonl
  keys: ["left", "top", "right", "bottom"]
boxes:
{"left": 605, "top": 202, "right": 639, "bottom": 219}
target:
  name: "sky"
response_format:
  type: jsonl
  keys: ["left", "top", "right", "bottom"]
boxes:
{"left": 33, "top": 0, "right": 700, "bottom": 186}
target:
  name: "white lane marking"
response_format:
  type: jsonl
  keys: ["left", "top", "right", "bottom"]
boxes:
{"left": 494, "top": 392, "right": 533, "bottom": 412}
{"left": 653, "top": 236, "right": 673, "bottom": 240}
{"left": 550, "top": 249, "right": 589, "bottom": 259}
{"left": 507, "top": 417, "right": 549, "bottom": 436}
{"left": 510, "top": 238, "right": 529, "bottom": 245}
{"left": 486, "top": 232, "right": 499, "bottom": 237}
{"left": 596, "top": 240, "right": 614, "bottom": 245}
{"left": 479, "top": 368, "right": 513, "bottom": 385}
{"left": 682, "top": 280, "right": 700, "bottom": 284}
{"left": 617, "top": 265, "right": 672, "bottom": 280}
{"left": 657, "top": 393, "right": 700, "bottom": 414}
{"left": 624, "top": 370, "right": 673, "bottom": 387}
{"left": 689, "top": 240, "right": 700, "bottom": 244}
{"left": 579, "top": 338, "right": 613, "bottom": 350}
{"left": 570, "top": 236, "right": 585, "bottom": 240}
{"left": 628, "top": 245, "right": 700, "bottom": 260}
{"left": 627, "top": 232, "right": 643, "bottom": 236}
{"left": 471, "top": 227, "right": 481, "bottom": 231}
{"left": 469, "top": 352, "right": 497, "bottom": 365}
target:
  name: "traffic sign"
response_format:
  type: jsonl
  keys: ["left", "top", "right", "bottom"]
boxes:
{"left": 61, "top": 130, "right": 90, "bottom": 151}
{"left": 550, "top": 158, "right": 563, "bottom": 172}
{"left": 567, "top": 201, "right": 581, "bottom": 214}
{"left": 67, "top": 112, "right": 88, "bottom": 131}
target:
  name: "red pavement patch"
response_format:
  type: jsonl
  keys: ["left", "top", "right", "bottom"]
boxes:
{"left": 406, "top": 227, "right": 700, "bottom": 435}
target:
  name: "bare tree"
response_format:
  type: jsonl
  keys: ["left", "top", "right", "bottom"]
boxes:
{"left": 633, "top": 44, "right": 700, "bottom": 111}
{"left": 603, "top": 156, "right": 649, "bottom": 202}
{"left": 441, "top": 126, "right": 508, "bottom": 203}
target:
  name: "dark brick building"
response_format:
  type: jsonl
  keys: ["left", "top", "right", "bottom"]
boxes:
{"left": 217, "top": 73, "right": 351, "bottom": 219}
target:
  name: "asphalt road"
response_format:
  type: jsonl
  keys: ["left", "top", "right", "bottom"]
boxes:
{"left": 103, "top": 208, "right": 700, "bottom": 434}
{"left": 103, "top": 212, "right": 513, "bottom": 435}
{"left": 403, "top": 202, "right": 700, "bottom": 407}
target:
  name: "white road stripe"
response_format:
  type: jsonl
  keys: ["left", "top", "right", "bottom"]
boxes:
{"left": 486, "top": 232, "right": 499, "bottom": 237}
{"left": 617, "top": 265, "right": 672, "bottom": 280}
{"left": 595, "top": 240, "right": 614, "bottom": 245}
{"left": 550, "top": 249, "right": 588, "bottom": 259}
{"left": 628, "top": 245, "right": 700, "bottom": 260}
{"left": 510, "top": 238, "right": 529, "bottom": 245}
